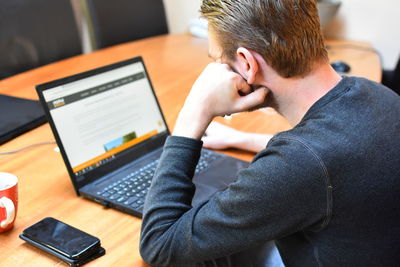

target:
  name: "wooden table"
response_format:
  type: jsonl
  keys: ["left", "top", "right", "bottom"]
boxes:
{"left": 0, "top": 34, "right": 381, "bottom": 266}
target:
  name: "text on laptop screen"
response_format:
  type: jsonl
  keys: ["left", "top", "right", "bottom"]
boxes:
{"left": 42, "top": 62, "right": 167, "bottom": 176}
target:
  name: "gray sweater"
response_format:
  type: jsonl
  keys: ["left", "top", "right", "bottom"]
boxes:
{"left": 140, "top": 77, "right": 400, "bottom": 267}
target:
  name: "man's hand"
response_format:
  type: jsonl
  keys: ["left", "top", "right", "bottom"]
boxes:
{"left": 173, "top": 63, "right": 269, "bottom": 139}
{"left": 202, "top": 122, "right": 273, "bottom": 153}
{"left": 202, "top": 121, "right": 243, "bottom": 150}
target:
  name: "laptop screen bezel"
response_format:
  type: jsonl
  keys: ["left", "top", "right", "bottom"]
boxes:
{"left": 36, "top": 57, "right": 170, "bottom": 195}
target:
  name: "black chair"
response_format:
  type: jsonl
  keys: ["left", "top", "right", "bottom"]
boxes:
{"left": 0, "top": 0, "right": 82, "bottom": 80}
{"left": 382, "top": 57, "right": 400, "bottom": 95}
{"left": 85, "top": 0, "right": 168, "bottom": 49}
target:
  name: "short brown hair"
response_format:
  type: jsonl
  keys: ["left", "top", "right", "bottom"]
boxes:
{"left": 201, "top": 0, "right": 328, "bottom": 78}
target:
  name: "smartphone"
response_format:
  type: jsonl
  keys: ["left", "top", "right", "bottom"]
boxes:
{"left": 20, "top": 217, "right": 104, "bottom": 262}
{"left": 20, "top": 233, "right": 105, "bottom": 267}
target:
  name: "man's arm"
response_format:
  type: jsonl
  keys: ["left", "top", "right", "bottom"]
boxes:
{"left": 202, "top": 121, "right": 273, "bottom": 153}
{"left": 140, "top": 135, "right": 329, "bottom": 266}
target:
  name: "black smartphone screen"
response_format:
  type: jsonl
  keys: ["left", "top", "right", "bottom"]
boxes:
{"left": 22, "top": 217, "right": 100, "bottom": 260}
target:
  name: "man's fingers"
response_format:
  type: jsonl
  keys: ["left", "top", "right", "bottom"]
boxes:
{"left": 235, "top": 75, "right": 253, "bottom": 96}
{"left": 202, "top": 136, "right": 221, "bottom": 149}
{"left": 234, "top": 87, "right": 269, "bottom": 112}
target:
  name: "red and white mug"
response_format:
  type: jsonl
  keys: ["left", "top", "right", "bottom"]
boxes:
{"left": 0, "top": 172, "right": 18, "bottom": 233}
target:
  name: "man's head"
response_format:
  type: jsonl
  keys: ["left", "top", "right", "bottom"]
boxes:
{"left": 201, "top": 0, "right": 328, "bottom": 78}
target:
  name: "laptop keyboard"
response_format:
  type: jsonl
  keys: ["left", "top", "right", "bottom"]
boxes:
{"left": 96, "top": 150, "right": 219, "bottom": 212}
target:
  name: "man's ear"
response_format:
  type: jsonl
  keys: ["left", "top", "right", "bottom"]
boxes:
{"left": 236, "top": 47, "right": 259, "bottom": 84}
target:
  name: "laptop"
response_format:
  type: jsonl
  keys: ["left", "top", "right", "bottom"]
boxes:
{"left": 36, "top": 57, "right": 249, "bottom": 218}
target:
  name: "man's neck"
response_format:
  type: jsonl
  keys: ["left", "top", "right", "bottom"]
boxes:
{"left": 270, "top": 64, "right": 342, "bottom": 126}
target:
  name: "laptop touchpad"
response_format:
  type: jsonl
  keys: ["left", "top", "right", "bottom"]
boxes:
{"left": 192, "top": 157, "right": 249, "bottom": 206}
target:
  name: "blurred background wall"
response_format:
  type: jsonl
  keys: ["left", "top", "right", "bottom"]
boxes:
{"left": 163, "top": 0, "right": 400, "bottom": 70}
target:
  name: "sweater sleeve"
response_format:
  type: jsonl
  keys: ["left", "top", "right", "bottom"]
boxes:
{"left": 140, "top": 135, "right": 330, "bottom": 266}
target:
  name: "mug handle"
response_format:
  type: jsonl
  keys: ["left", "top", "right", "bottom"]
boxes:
{"left": 0, "top": 197, "right": 15, "bottom": 229}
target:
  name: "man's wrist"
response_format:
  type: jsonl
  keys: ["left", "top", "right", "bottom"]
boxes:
{"left": 233, "top": 132, "right": 272, "bottom": 152}
{"left": 229, "top": 131, "right": 249, "bottom": 150}
{"left": 173, "top": 106, "right": 213, "bottom": 140}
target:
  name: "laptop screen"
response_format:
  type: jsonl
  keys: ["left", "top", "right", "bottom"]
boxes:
{"left": 40, "top": 59, "right": 168, "bottom": 180}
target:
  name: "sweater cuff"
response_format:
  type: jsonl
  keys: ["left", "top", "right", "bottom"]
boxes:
{"left": 165, "top": 135, "right": 203, "bottom": 151}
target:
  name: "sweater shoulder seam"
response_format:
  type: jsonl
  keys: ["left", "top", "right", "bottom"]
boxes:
{"left": 269, "top": 136, "right": 333, "bottom": 230}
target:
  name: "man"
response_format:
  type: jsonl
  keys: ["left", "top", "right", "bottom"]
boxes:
{"left": 140, "top": 0, "right": 400, "bottom": 266}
